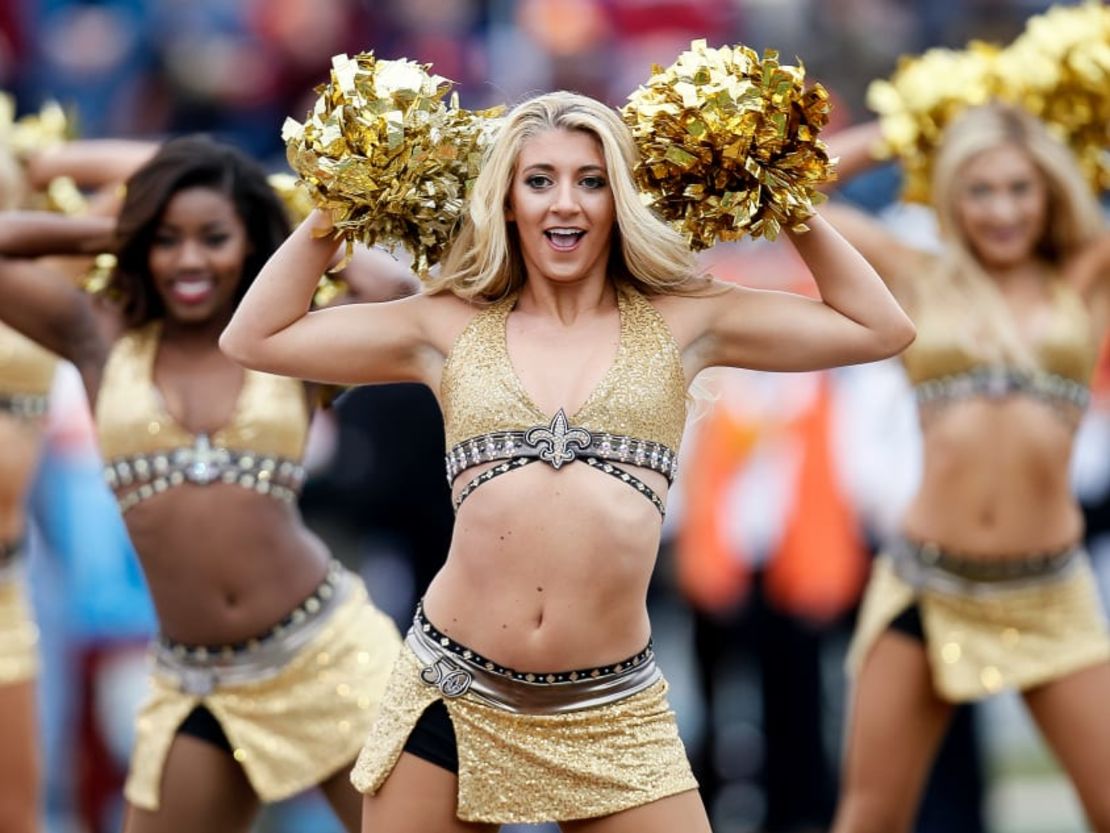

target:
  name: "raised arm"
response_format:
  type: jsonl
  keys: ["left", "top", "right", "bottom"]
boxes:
{"left": 24, "top": 139, "right": 159, "bottom": 192}
{"left": 817, "top": 201, "right": 928, "bottom": 299}
{"left": 1068, "top": 229, "right": 1110, "bottom": 299}
{"left": 0, "top": 212, "right": 116, "bottom": 369}
{"left": 824, "top": 120, "right": 885, "bottom": 184}
{"left": 684, "top": 214, "right": 915, "bottom": 374}
{"left": 330, "top": 245, "right": 421, "bottom": 304}
{"left": 0, "top": 211, "right": 114, "bottom": 257}
{"left": 819, "top": 120, "right": 931, "bottom": 296}
{"left": 220, "top": 210, "right": 438, "bottom": 386}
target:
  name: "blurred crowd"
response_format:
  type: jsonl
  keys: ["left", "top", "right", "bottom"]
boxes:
{"left": 1, "top": 2, "right": 1106, "bottom": 833}
{"left": 0, "top": 0, "right": 1069, "bottom": 162}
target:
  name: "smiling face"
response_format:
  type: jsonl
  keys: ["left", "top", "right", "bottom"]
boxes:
{"left": 147, "top": 186, "right": 251, "bottom": 325}
{"left": 954, "top": 142, "right": 1049, "bottom": 270}
{"left": 506, "top": 127, "right": 616, "bottom": 286}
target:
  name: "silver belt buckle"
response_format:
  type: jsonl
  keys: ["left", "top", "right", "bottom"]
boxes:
{"left": 420, "top": 656, "right": 473, "bottom": 698}
{"left": 177, "top": 666, "right": 217, "bottom": 696}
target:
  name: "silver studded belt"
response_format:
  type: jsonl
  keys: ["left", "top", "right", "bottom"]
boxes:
{"left": 407, "top": 604, "right": 661, "bottom": 715}
{"left": 890, "top": 536, "right": 1084, "bottom": 597}
{"left": 105, "top": 433, "right": 305, "bottom": 513}
{"left": 151, "top": 563, "right": 350, "bottom": 695}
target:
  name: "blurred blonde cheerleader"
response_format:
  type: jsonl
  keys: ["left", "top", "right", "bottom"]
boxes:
{"left": 824, "top": 104, "right": 1110, "bottom": 833}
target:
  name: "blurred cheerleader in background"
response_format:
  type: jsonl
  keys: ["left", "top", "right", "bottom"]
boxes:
{"left": 0, "top": 111, "right": 154, "bottom": 832}
{"left": 0, "top": 135, "right": 413, "bottom": 833}
{"left": 821, "top": 7, "right": 1110, "bottom": 829}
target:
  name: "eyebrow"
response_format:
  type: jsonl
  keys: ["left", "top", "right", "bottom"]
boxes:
{"left": 156, "top": 220, "right": 234, "bottom": 231}
{"left": 521, "top": 163, "right": 606, "bottom": 175}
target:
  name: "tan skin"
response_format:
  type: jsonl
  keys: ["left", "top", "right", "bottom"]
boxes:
{"left": 222, "top": 126, "right": 914, "bottom": 832}
{"left": 0, "top": 185, "right": 415, "bottom": 833}
{"left": 0, "top": 140, "right": 157, "bottom": 833}
{"left": 822, "top": 123, "right": 1110, "bottom": 833}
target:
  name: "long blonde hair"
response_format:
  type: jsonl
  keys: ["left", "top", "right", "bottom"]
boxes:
{"left": 920, "top": 103, "right": 1103, "bottom": 366}
{"left": 426, "top": 91, "right": 700, "bottom": 301}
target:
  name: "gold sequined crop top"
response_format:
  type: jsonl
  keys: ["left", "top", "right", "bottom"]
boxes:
{"left": 0, "top": 322, "right": 57, "bottom": 421}
{"left": 903, "top": 281, "right": 1096, "bottom": 413}
{"left": 95, "top": 322, "right": 309, "bottom": 513}
{"left": 440, "top": 283, "right": 687, "bottom": 517}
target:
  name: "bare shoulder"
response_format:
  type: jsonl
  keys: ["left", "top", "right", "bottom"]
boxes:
{"left": 1064, "top": 230, "right": 1110, "bottom": 299}
{"left": 404, "top": 289, "right": 492, "bottom": 355}
{"left": 646, "top": 277, "right": 740, "bottom": 351}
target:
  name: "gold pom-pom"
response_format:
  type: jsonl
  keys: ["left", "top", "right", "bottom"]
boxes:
{"left": 996, "top": 2, "right": 1110, "bottom": 192}
{"left": 621, "top": 39, "right": 834, "bottom": 249}
{"left": 0, "top": 93, "right": 87, "bottom": 213}
{"left": 866, "top": 42, "right": 1002, "bottom": 203}
{"left": 283, "top": 52, "right": 502, "bottom": 275}
{"left": 79, "top": 252, "right": 118, "bottom": 296}
{"left": 0, "top": 94, "right": 75, "bottom": 160}
{"left": 267, "top": 172, "right": 316, "bottom": 226}
{"left": 870, "top": 2, "right": 1109, "bottom": 201}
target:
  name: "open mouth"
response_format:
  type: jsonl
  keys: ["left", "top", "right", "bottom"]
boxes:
{"left": 169, "top": 277, "right": 216, "bottom": 305}
{"left": 982, "top": 226, "right": 1027, "bottom": 243}
{"left": 544, "top": 228, "right": 586, "bottom": 251}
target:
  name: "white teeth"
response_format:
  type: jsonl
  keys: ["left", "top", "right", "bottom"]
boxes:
{"left": 173, "top": 279, "right": 214, "bottom": 300}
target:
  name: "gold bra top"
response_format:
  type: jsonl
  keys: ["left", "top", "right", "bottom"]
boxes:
{"left": 0, "top": 321, "right": 57, "bottom": 421}
{"left": 440, "top": 283, "right": 687, "bottom": 517}
{"left": 94, "top": 322, "right": 310, "bottom": 512}
{"left": 903, "top": 280, "right": 1096, "bottom": 413}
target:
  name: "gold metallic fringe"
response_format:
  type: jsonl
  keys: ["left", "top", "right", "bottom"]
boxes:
{"left": 621, "top": 39, "right": 834, "bottom": 249}
{"left": 283, "top": 52, "right": 503, "bottom": 276}
{"left": 869, "top": 2, "right": 1109, "bottom": 202}
{"left": 0, "top": 93, "right": 87, "bottom": 213}
{"left": 867, "top": 43, "right": 1002, "bottom": 203}
{"left": 0, "top": 94, "right": 73, "bottom": 161}
{"left": 996, "top": 2, "right": 1110, "bottom": 193}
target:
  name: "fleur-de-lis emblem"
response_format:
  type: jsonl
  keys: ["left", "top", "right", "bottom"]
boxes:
{"left": 184, "top": 433, "right": 219, "bottom": 484}
{"left": 525, "top": 409, "right": 592, "bottom": 469}
{"left": 420, "top": 657, "right": 472, "bottom": 698}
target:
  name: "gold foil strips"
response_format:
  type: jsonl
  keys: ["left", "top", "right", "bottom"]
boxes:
{"left": 620, "top": 39, "right": 834, "bottom": 248}
{"left": 283, "top": 52, "right": 502, "bottom": 276}
{"left": 869, "top": 2, "right": 1109, "bottom": 202}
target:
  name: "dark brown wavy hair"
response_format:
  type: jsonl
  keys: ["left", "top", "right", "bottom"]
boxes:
{"left": 111, "top": 136, "right": 290, "bottom": 327}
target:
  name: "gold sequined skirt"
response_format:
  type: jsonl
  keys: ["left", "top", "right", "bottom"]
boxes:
{"left": 0, "top": 579, "right": 38, "bottom": 685}
{"left": 125, "top": 573, "right": 401, "bottom": 810}
{"left": 351, "top": 626, "right": 698, "bottom": 824}
{"left": 848, "top": 546, "right": 1110, "bottom": 702}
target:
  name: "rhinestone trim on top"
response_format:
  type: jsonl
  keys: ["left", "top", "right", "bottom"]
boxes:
{"left": 915, "top": 366, "right": 1089, "bottom": 412}
{"left": 445, "top": 409, "right": 678, "bottom": 484}
{"left": 447, "top": 410, "right": 670, "bottom": 517}
{"left": 0, "top": 392, "right": 48, "bottom": 421}
{"left": 105, "top": 433, "right": 306, "bottom": 513}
